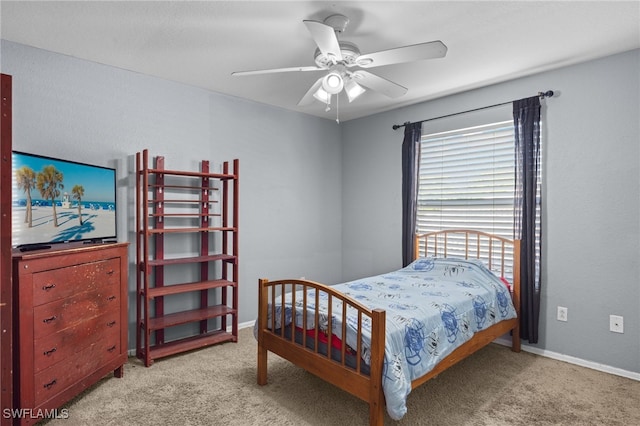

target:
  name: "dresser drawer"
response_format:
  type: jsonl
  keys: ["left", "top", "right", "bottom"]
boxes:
{"left": 33, "top": 331, "right": 122, "bottom": 406}
{"left": 33, "top": 287, "right": 120, "bottom": 339}
{"left": 32, "top": 258, "right": 120, "bottom": 306}
{"left": 33, "top": 310, "right": 121, "bottom": 373}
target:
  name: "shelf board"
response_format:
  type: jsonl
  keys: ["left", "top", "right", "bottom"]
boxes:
{"left": 146, "top": 279, "right": 236, "bottom": 298}
{"left": 148, "top": 305, "right": 236, "bottom": 330}
{"left": 147, "top": 199, "right": 219, "bottom": 204}
{"left": 145, "top": 253, "right": 236, "bottom": 267}
{"left": 142, "top": 168, "right": 236, "bottom": 180}
{"left": 149, "top": 213, "right": 222, "bottom": 218}
{"left": 147, "top": 330, "right": 237, "bottom": 360}
{"left": 141, "top": 226, "right": 236, "bottom": 234}
{"left": 147, "top": 184, "right": 220, "bottom": 191}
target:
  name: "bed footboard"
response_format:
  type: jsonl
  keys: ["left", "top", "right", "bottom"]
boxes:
{"left": 257, "top": 278, "right": 386, "bottom": 425}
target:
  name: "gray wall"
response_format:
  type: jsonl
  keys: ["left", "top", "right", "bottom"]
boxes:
{"left": 3, "top": 39, "right": 638, "bottom": 375}
{"left": 1, "top": 40, "right": 343, "bottom": 345}
{"left": 342, "top": 49, "right": 640, "bottom": 374}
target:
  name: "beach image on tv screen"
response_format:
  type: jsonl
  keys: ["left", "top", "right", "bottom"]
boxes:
{"left": 12, "top": 152, "right": 116, "bottom": 247}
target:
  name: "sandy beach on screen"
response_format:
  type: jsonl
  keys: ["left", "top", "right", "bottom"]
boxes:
{"left": 12, "top": 205, "right": 116, "bottom": 246}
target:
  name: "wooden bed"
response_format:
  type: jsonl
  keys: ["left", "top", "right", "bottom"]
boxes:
{"left": 257, "top": 229, "right": 521, "bottom": 425}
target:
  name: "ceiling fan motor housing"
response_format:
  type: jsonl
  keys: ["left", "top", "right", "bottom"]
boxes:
{"left": 314, "top": 41, "right": 361, "bottom": 68}
{"left": 323, "top": 14, "right": 350, "bottom": 33}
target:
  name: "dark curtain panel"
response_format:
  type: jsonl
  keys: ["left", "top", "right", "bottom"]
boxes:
{"left": 401, "top": 122, "right": 422, "bottom": 266}
{"left": 513, "top": 96, "right": 542, "bottom": 344}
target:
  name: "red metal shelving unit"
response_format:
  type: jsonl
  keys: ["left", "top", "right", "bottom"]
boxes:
{"left": 135, "top": 149, "right": 238, "bottom": 366}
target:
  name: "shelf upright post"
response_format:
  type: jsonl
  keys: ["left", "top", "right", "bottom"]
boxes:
{"left": 154, "top": 155, "right": 166, "bottom": 347}
{"left": 232, "top": 159, "right": 239, "bottom": 338}
{"left": 200, "top": 160, "right": 210, "bottom": 335}
{"left": 135, "top": 151, "right": 142, "bottom": 360}
{"left": 137, "top": 149, "right": 153, "bottom": 366}
{"left": 221, "top": 161, "right": 229, "bottom": 333}
{"left": 135, "top": 152, "right": 141, "bottom": 358}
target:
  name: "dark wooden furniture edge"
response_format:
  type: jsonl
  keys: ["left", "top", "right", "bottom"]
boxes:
{"left": 1, "top": 73, "right": 13, "bottom": 426}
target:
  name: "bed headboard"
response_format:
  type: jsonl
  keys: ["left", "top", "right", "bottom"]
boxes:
{"left": 414, "top": 229, "right": 520, "bottom": 283}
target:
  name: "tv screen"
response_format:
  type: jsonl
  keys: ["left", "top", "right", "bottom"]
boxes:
{"left": 12, "top": 151, "right": 117, "bottom": 249}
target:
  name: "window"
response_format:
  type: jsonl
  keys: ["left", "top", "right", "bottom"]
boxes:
{"left": 416, "top": 121, "right": 516, "bottom": 270}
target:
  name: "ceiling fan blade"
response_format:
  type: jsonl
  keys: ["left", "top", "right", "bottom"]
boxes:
{"left": 297, "top": 77, "right": 324, "bottom": 106}
{"left": 232, "top": 66, "right": 323, "bottom": 77}
{"left": 353, "top": 71, "right": 407, "bottom": 98}
{"left": 303, "top": 20, "right": 343, "bottom": 62}
{"left": 356, "top": 40, "right": 447, "bottom": 68}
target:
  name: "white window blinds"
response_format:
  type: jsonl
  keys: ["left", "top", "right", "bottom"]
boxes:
{"left": 417, "top": 120, "right": 515, "bottom": 239}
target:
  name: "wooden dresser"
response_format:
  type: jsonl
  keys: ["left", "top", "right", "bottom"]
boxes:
{"left": 12, "top": 242, "right": 128, "bottom": 425}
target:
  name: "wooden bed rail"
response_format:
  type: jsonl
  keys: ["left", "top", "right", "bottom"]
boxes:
{"left": 257, "top": 278, "right": 386, "bottom": 425}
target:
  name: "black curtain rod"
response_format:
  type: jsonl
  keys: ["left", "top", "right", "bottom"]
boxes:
{"left": 392, "top": 90, "right": 554, "bottom": 130}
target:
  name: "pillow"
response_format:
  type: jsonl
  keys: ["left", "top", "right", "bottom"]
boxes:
{"left": 500, "top": 276, "right": 512, "bottom": 291}
{"left": 404, "top": 257, "right": 436, "bottom": 271}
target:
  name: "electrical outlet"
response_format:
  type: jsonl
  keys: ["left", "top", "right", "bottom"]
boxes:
{"left": 610, "top": 315, "right": 624, "bottom": 333}
{"left": 557, "top": 306, "right": 568, "bottom": 322}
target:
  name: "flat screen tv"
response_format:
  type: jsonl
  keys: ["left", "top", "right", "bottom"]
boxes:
{"left": 12, "top": 151, "right": 117, "bottom": 250}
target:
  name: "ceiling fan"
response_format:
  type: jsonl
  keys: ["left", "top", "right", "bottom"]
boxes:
{"left": 231, "top": 14, "right": 447, "bottom": 109}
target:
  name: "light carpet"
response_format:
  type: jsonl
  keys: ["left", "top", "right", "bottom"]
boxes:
{"left": 45, "top": 327, "right": 639, "bottom": 425}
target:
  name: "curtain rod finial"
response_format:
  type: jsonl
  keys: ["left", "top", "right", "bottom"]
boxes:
{"left": 539, "top": 90, "right": 554, "bottom": 98}
{"left": 392, "top": 121, "right": 411, "bottom": 130}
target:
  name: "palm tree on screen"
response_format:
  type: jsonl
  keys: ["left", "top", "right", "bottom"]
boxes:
{"left": 71, "top": 185, "right": 85, "bottom": 225}
{"left": 15, "top": 166, "right": 36, "bottom": 227}
{"left": 36, "top": 165, "right": 64, "bottom": 227}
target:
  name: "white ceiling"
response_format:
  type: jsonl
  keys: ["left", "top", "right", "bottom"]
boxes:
{"left": 1, "top": 1, "right": 639, "bottom": 122}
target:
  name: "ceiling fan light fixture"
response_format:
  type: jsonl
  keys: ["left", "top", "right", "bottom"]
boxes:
{"left": 345, "top": 79, "right": 366, "bottom": 102}
{"left": 322, "top": 72, "right": 344, "bottom": 94}
{"left": 313, "top": 86, "right": 331, "bottom": 103}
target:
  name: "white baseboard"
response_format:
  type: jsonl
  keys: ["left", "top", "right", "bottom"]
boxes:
{"left": 494, "top": 337, "right": 640, "bottom": 382}
{"left": 238, "top": 320, "right": 255, "bottom": 330}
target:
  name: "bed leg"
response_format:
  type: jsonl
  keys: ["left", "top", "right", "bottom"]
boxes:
{"left": 369, "top": 308, "right": 386, "bottom": 426}
{"left": 257, "top": 278, "right": 269, "bottom": 385}
{"left": 369, "top": 400, "right": 384, "bottom": 426}
{"left": 511, "top": 324, "right": 521, "bottom": 353}
{"left": 257, "top": 342, "right": 268, "bottom": 385}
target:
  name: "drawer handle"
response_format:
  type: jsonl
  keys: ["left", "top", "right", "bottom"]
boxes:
{"left": 43, "top": 347, "right": 57, "bottom": 356}
{"left": 42, "top": 283, "right": 56, "bottom": 291}
{"left": 43, "top": 379, "right": 57, "bottom": 389}
{"left": 107, "top": 320, "right": 117, "bottom": 327}
{"left": 106, "top": 270, "right": 115, "bottom": 276}
{"left": 107, "top": 345, "right": 117, "bottom": 352}
{"left": 42, "top": 316, "right": 57, "bottom": 324}
{"left": 107, "top": 295, "right": 116, "bottom": 301}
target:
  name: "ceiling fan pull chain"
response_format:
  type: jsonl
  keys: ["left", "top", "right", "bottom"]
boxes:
{"left": 336, "top": 94, "right": 340, "bottom": 124}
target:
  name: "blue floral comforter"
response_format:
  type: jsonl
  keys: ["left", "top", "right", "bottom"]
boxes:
{"left": 259, "top": 257, "right": 517, "bottom": 420}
